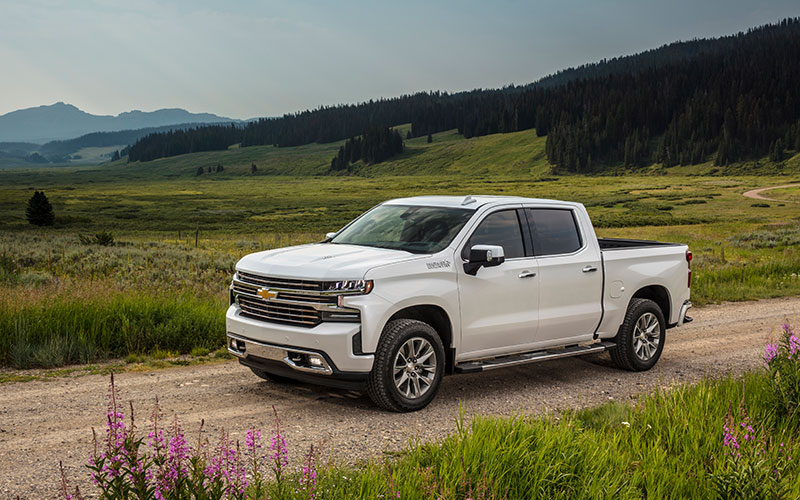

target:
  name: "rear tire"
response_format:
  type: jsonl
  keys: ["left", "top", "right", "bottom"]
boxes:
{"left": 610, "top": 298, "right": 666, "bottom": 371}
{"left": 367, "top": 319, "right": 445, "bottom": 412}
{"left": 249, "top": 367, "right": 295, "bottom": 384}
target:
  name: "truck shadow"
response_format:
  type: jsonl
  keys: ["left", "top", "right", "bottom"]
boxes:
{"left": 243, "top": 353, "right": 621, "bottom": 413}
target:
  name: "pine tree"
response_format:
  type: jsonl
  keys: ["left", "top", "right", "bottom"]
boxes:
{"left": 196, "top": 167, "right": 204, "bottom": 176}
{"left": 26, "top": 191, "right": 55, "bottom": 226}
{"left": 427, "top": 133, "right": 433, "bottom": 143}
{"left": 216, "top": 163, "right": 224, "bottom": 172}
{"left": 251, "top": 163, "right": 258, "bottom": 174}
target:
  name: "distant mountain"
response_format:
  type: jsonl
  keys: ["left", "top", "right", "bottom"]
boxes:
{"left": 0, "top": 102, "right": 238, "bottom": 143}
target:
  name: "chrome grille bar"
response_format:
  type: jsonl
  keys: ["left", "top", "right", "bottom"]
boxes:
{"left": 232, "top": 272, "right": 360, "bottom": 328}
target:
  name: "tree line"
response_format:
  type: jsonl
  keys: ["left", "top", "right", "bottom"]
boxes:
{"left": 330, "top": 126, "right": 404, "bottom": 172}
{"left": 126, "top": 18, "right": 800, "bottom": 172}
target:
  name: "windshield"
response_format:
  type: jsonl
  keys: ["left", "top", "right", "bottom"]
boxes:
{"left": 330, "top": 204, "right": 475, "bottom": 254}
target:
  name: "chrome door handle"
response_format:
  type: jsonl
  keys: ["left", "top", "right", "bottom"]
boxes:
{"left": 518, "top": 271, "right": 537, "bottom": 279}
{"left": 582, "top": 265, "right": 598, "bottom": 273}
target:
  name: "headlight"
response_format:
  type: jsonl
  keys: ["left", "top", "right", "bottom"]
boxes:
{"left": 324, "top": 279, "right": 374, "bottom": 295}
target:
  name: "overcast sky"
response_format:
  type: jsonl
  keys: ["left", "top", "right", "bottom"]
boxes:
{"left": 1, "top": 0, "right": 798, "bottom": 119}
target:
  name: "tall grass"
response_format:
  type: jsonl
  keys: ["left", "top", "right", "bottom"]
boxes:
{"left": 0, "top": 290, "right": 224, "bottom": 368}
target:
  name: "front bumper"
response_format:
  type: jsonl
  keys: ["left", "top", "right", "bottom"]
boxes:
{"left": 225, "top": 305, "right": 375, "bottom": 373}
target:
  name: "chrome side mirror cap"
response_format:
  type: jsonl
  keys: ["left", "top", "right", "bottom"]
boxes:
{"left": 464, "top": 244, "right": 505, "bottom": 275}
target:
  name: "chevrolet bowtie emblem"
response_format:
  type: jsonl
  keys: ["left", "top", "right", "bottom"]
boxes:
{"left": 257, "top": 288, "right": 278, "bottom": 301}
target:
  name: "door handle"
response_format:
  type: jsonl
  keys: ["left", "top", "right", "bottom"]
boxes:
{"left": 582, "top": 265, "right": 598, "bottom": 273}
{"left": 518, "top": 271, "right": 537, "bottom": 279}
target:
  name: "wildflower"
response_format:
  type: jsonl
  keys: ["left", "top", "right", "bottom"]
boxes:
{"left": 789, "top": 334, "right": 799, "bottom": 359}
{"left": 621, "top": 421, "right": 630, "bottom": 428}
{"left": 764, "top": 343, "right": 779, "bottom": 365}
{"left": 299, "top": 445, "right": 317, "bottom": 500}
{"left": 270, "top": 406, "right": 289, "bottom": 482}
{"left": 246, "top": 428, "right": 262, "bottom": 451}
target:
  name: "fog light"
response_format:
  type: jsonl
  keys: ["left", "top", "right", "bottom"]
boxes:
{"left": 309, "top": 355, "right": 324, "bottom": 367}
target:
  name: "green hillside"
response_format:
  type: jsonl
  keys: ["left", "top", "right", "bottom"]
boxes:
{"left": 120, "top": 126, "right": 553, "bottom": 179}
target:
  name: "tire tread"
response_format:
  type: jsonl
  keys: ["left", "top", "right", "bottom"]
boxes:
{"left": 610, "top": 298, "right": 665, "bottom": 372}
{"left": 366, "top": 319, "right": 443, "bottom": 412}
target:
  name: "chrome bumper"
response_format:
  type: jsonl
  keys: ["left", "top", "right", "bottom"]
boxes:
{"left": 677, "top": 300, "right": 693, "bottom": 326}
{"left": 227, "top": 332, "right": 333, "bottom": 375}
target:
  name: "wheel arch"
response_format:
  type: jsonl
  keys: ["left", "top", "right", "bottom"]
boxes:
{"left": 630, "top": 284, "right": 671, "bottom": 323}
{"left": 386, "top": 305, "right": 454, "bottom": 374}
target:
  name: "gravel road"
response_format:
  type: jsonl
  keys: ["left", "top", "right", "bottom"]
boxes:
{"left": 742, "top": 183, "right": 800, "bottom": 201}
{"left": 3, "top": 297, "right": 799, "bottom": 499}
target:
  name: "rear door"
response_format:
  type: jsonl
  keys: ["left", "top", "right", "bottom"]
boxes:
{"left": 457, "top": 208, "right": 540, "bottom": 358}
{"left": 524, "top": 207, "right": 602, "bottom": 345}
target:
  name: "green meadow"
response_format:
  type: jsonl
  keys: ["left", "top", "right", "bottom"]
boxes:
{"left": 1, "top": 127, "right": 800, "bottom": 368}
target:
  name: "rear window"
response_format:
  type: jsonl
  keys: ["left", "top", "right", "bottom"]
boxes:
{"left": 527, "top": 208, "right": 582, "bottom": 256}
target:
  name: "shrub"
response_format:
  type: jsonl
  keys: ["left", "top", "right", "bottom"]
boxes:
{"left": 78, "top": 231, "right": 115, "bottom": 246}
{"left": 190, "top": 346, "right": 210, "bottom": 357}
{"left": 751, "top": 203, "right": 770, "bottom": 208}
{"left": 0, "top": 252, "right": 17, "bottom": 284}
{"left": 26, "top": 190, "right": 55, "bottom": 226}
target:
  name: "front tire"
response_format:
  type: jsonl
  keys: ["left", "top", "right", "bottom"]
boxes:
{"left": 367, "top": 319, "right": 445, "bottom": 412}
{"left": 610, "top": 298, "right": 666, "bottom": 371}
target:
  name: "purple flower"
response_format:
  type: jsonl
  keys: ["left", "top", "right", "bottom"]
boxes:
{"left": 271, "top": 432, "right": 289, "bottom": 475}
{"left": 789, "top": 334, "right": 799, "bottom": 359}
{"left": 765, "top": 343, "right": 779, "bottom": 365}
{"left": 246, "top": 428, "right": 262, "bottom": 451}
{"left": 299, "top": 445, "right": 318, "bottom": 500}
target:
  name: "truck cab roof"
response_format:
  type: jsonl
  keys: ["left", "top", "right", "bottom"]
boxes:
{"left": 383, "top": 195, "right": 579, "bottom": 209}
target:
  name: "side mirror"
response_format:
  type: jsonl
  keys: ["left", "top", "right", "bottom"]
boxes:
{"left": 464, "top": 245, "right": 505, "bottom": 276}
{"left": 325, "top": 232, "right": 337, "bottom": 241}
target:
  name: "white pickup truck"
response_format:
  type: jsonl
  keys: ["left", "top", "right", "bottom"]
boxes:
{"left": 227, "top": 195, "right": 692, "bottom": 411}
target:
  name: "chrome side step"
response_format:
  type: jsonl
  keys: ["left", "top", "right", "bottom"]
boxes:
{"left": 454, "top": 341, "right": 616, "bottom": 374}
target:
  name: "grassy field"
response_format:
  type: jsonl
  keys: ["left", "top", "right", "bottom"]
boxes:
{"left": 1, "top": 128, "right": 800, "bottom": 368}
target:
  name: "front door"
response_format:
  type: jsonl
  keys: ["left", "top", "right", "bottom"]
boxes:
{"left": 457, "top": 209, "right": 539, "bottom": 358}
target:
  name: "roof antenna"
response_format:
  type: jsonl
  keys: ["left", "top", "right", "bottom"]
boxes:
{"left": 462, "top": 195, "right": 477, "bottom": 206}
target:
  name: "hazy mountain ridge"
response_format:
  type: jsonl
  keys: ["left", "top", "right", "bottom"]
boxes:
{"left": 0, "top": 102, "right": 239, "bottom": 143}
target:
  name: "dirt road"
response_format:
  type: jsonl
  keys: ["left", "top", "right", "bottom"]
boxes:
{"left": 3, "top": 297, "right": 800, "bottom": 499}
{"left": 742, "top": 183, "right": 800, "bottom": 201}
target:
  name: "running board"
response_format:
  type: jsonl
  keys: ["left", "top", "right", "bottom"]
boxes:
{"left": 454, "top": 341, "right": 616, "bottom": 374}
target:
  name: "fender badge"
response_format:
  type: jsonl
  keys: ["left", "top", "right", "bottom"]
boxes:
{"left": 426, "top": 260, "right": 451, "bottom": 270}
{"left": 257, "top": 288, "right": 278, "bottom": 301}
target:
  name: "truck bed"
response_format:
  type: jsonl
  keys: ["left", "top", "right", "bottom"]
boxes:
{"left": 598, "top": 237, "right": 682, "bottom": 251}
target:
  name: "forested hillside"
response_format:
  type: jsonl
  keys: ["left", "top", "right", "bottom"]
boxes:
{"left": 329, "top": 126, "right": 404, "bottom": 172}
{"left": 127, "top": 18, "right": 800, "bottom": 172}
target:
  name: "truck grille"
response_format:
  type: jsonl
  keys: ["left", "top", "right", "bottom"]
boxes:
{"left": 231, "top": 272, "right": 360, "bottom": 328}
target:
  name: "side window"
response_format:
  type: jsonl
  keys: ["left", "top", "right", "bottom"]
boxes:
{"left": 462, "top": 210, "right": 525, "bottom": 260}
{"left": 528, "top": 209, "right": 582, "bottom": 256}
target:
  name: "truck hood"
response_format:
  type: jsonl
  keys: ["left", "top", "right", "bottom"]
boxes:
{"left": 235, "top": 243, "right": 419, "bottom": 280}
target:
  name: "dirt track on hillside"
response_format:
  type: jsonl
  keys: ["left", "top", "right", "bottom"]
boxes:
{"left": 2, "top": 297, "right": 800, "bottom": 499}
{"left": 742, "top": 183, "right": 800, "bottom": 201}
